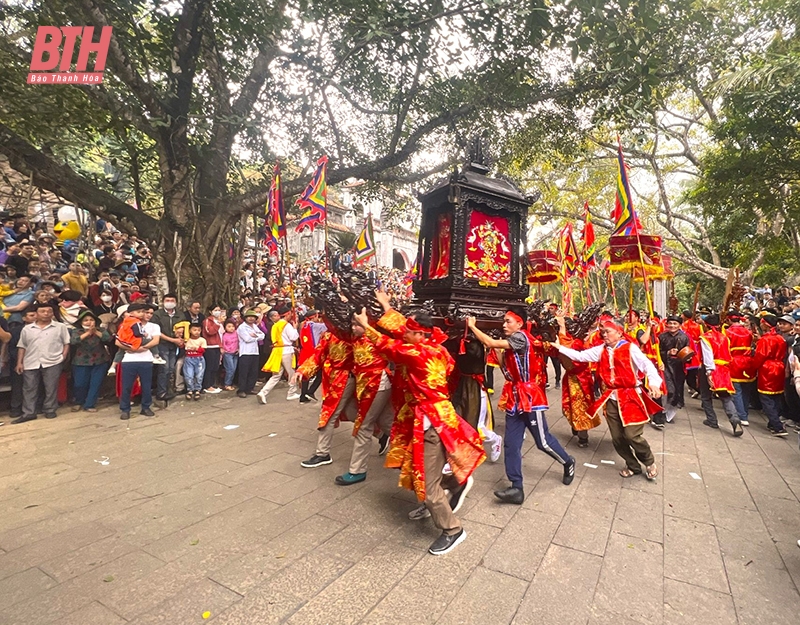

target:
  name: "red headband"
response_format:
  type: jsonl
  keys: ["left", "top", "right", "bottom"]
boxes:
{"left": 405, "top": 317, "right": 428, "bottom": 333}
{"left": 601, "top": 320, "right": 623, "bottom": 332}
{"left": 506, "top": 311, "right": 524, "bottom": 324}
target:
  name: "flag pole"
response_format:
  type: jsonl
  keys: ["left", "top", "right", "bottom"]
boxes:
{"left": 282, "top": 232, "right": 296, "bottom": 309}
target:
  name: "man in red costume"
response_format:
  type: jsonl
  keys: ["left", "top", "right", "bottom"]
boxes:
{"left": 726, "top": 312, "right": 756, "bottom": 426}
{"left": 353, "top": 306, "right": 485, "bottom": 556}
{"left": 749, "top": 314, "right": 789, "bottom": 436}
{"left": 556, "top": 319, "right": 662, "bottom": 480}
{"left": 467, "top": 310, "right": 576, "bottom": 505}
{"left": 697, "top": 314, "right": 742, "bottom": 436}
{"left": 333, "top": 318, "right": 394, "bottom": 485}
{"left": 633, "top": 312, "right": 667, "bottom": 429}
{"left": 681, "top": 309, "right": 703, "bottom": 397}
{"left": 294, "top": 326, "right": 357, "bottom": 467}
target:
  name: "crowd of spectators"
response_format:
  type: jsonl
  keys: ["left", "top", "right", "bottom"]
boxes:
{"left": 0, "top": 210, "right": 414, "bottom": 421}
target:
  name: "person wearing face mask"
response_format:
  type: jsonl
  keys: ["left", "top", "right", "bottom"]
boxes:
{"left": 151, "top": 294, "right": 184, "bottom": 401}
{"left": 201, "top": 304, "right": 223, "bottom": 393}
{"left": 93, "top": 290, "right": 116, "bottom": 315}
{"left": 69, "top": 310, "right": 111, "bottom": 412}
{"left": 88, "top": 271, "right": 119, "bottom": 308}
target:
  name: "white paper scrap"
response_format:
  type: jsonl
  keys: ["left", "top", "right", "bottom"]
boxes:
{"left": 223, "top": 425, "right": 240, "bottom": 430}
{"left": 689, "top": 472, "right": 702, "bottom": 480}
{"left": 268, "top": 433, "right": 277, "bottom": 437}
{"left": 600, "top": 460, "right": 616, "bottom": 465}
{"left": 583, "top": 463, "right": 598, "bottom": 469}
{"left": 94, "top": 456, "right": 110, "bottom": 466}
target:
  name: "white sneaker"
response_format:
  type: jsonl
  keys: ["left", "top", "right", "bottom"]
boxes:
{"left": 490, "top": 436, "right": 503, "bottom": 463}
{"left": 257, "top": 390, "right": 268, "bottom": 404}
{"left": 442, "top": 462, "right": 452, "bottom": 475}
{"left": 286, "top": 393, "right": 301, "bottom": 401}
{"left": 152, "top": 356, "right": 167, "bottom": 365}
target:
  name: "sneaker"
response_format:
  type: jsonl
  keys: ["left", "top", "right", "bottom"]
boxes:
{"left": 408, "top": 504, "right": 431, "bottom": 521}
{"left": 448, "top": 476, "right": 473, "bottom": 514}
{"left": 442, "top": 462, "right": 452, "bottom": 475}
{"left": 490, "top": 436, "right": 502, "bottom": 463}
{"left": 140, "top": 408, "right": 155, "bottom": 417}
{"left": 732, "top": 420, "right": 743, "bottom": 437}
{"left": 378, "top": 433, "right": 390, "bottom": 456}
{"left": 702, "top": 419, "right": 719, "bottom": 429}
{"left": 257, "top": 390, "right": 268, "bottom": 405}
{"left": 563, "top": 456, "right": 576, "bottom": 485}
{"left": 740, "top": 420, "right": 749, "bottom": 426}
{"left": 577, "top": 438, "right": 589, "bottom": 448}
{"left": 152, "top": 356, "right": 167, "bottom": 365}
{"left": 286, "top": 393, "right": 301, "bottom": 401}
{"left": 494, "top": 486, "right": 524, "bottom": 504}
{"left": 428, "top": 529, "right": 467, "bottom": 556}
{"left": 307, "top": 393, "right": 318, "bottom": 402}
{"left": 650, "top": 421, "right": 665, "bottom": 430}
{"left": 334, "top": 472, "right": 366, "bottom": 486}
{"left": 545, "top": 382, "right": 551, "bottom": 389}
{"left": 237, "top": 391, "right": 247, "bottom": 398}
{"left": 299, "top": 396, "right": 311, "bottom": 404}
{"left": 120, "top": 412, "right": 130, "bottom": 420}
{"left": 300, "top": 454, "right": 332, "bottom": 468}
{"left": 772, "top": 429, "right": 789, "bottom": 437}
{"left": 555, "top": 383, "right": 561, "bottom": 389}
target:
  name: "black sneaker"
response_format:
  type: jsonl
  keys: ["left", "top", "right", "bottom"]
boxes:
{"left": 577, "top": 438, "right": 589, "bottom": 448}
{"left": 10, "top": 415, "right": 36, "bottom": 424}
{"left": 120, "top": 412, "right": 130, "bottom": 420}
{"left": 702, "top": 419, "right": 719, "bottom": 429}
{"left": 494, "top": 486, "right": 524, "bottom": 504}
{"left": 140, "top": 408, "right": 155, "bottom": 417}
{"left": 563, "top": 456, "right": 576, "bottom": 485}
{"left": 772, "top": 428, "right": 789, "bottom": 437}
{"left": 307, "top": 393, "right": 318, "bottom": 402}
{"left": 299, "top": 396, "right": 311, "bottom": 404}
{"left": 650, "top": 421, "right": 665, "bottom": 430}
{"left": 428, "top": 529, "right": 467, "bottom": 556}
{"left": 732, "top": 420, "right": 743, "bottom": 437}
{"left": 237, "top": 391, "right": 247, "bottom": 398}
{"left": 378, "top": 433, "right": 390, "bottom": 456}
{"left": 300, "top": 454, "right": 332, "bottom": 468}
{"left": 448, "top": 476, "right": 473, "bottom": 513}
{"left": 44, "top": 413, "right": 57, "bottom": 419}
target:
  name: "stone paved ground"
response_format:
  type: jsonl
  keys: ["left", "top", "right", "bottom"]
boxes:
{"left": 1, "top": 372, "right": 800, "bottom": 625}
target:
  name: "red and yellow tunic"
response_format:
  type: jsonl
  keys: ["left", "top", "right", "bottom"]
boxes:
{"left": 749, "top": 328, "right": 787, "bottom": 394}
{"left": 635, "top": 323, "right": 667, "bottom": 393}
{"left": 700, "top": 328, "right": 736, "bottom": 393}
{"left": 365, "top": 312, "right": 485, "bottom": 501}
{"left": 595, "top": 342, "right": 662, "bottom": 426}
{"left": 498, "top": 329, "right": 548, "bottom": 413}
{"left": 296, "top": 330, "right": 354, "bottom": 428}
{"left": 726, "top": 325, "right": 755, "bottom": 384}
{"left": 351, "top": 335, "right": 391, "bottom": 436}
{"left": 558, "top": 332, "right": 601, "bottom": 432}
{"left": 681, "top": 319, "right": 702, "bottom": 370}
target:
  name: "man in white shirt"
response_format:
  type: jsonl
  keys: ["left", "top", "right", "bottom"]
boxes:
{"left": 236, "top": 309, "right": 265, "bottom": 397}
{"left": 13, "top": 302, "right": 70, "bottom": 423}
{"left": 555, "top": 319, "right": 663, "bottom": 481}
{"left": 116, "top": 303, "right": 161, "bottom": 420}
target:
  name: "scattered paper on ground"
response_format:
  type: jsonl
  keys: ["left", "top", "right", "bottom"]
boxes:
{"left": 223, "top": 425, "right": 239, "bottom": 430}
{"left": 268, "top": 432, "right": 277, "bottom": 437}
{"left": 600, "top": 460, "right": 615, "bottom": 465}
{"left": 583, "top": 463, "right": 598, "bottom": 469}
{"left": 689, "top": 472, "right": 702, "bottom": 480}
{"left": 94, "top": 456, "right": 110, "bottom": 466}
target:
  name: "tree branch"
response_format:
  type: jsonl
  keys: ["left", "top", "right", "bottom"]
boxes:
{"left": 0, "top": 122, "right": 161, "bottom": 241}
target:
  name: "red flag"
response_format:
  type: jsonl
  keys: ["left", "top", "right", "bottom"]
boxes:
{"left": 581, "top": 201, "right": 597, "bottom": 272}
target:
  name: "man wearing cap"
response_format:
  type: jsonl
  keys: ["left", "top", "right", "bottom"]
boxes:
{"left": 697, "top": 314, "right": 743, "bottom": 436}
{"left": 468, "top": 310, "right": 576, "bottom": 505}
{"left": 727, "top": 312, "right": 757, "bottom": 426}
{"left": 236, "top": 310, "right": 265, "bottom": 398}
{"left": 116, "top": 302, "right": 160, "bottom": 420}
{"left": 749, "top": 315, "right": 790, "bottom": 436}
{"left": 555, "top": 318, "right": 662, "bottom": 480}
{"left": 658, "top": 316, "right": 690, "bottom": 424}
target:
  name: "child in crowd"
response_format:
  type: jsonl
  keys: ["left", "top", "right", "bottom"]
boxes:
{"left": 221, "top": 320, "right": 239, "bottom": 390}
{"left": 183, "top": 323, "right": 207, "bottom": 400}
{"left": 115, "top": 303, "right": 147, "bottom": 350}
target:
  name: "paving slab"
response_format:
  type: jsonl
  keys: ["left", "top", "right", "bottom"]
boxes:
{"left": 0, "top": 380, "right": 799, "bottom": 625}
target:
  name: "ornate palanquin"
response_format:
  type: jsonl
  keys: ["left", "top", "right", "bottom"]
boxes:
{"left": 413, "top": 147, "right": 536, "bottom": 326}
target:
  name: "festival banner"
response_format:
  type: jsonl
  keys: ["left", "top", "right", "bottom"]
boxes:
{"left": 353, "top": 214, "right": 376, "bottom": 264}
{"left": 526, "top": 250, "right": 561, "bottom": 284}
{"left": 611, "top": 141, "right": 642, "bottom": 236}
{"left": 464, "top": 210, "right": 511, "bottom": 284}
{"left": 295, "top": 156, "right": 328, "bottom": 233}
{"left": 581, "top": 202, "right": 597, "bottom": 272}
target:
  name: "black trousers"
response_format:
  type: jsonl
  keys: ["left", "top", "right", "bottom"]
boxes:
{"left": 237, "top": 354, "right": 260, "bottom": 394}
{"left": 548, "top": 355, "right": 561, "bottom": 385}
{"left": 203, "top": 347, "right": 221, "bottom": 389}
{"left": 301, "top": 374, "right": 322, "bottom": 398}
